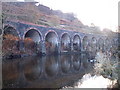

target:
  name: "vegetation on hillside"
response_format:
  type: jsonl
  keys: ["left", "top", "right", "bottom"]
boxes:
{"left": 2, "top": 2, "right": 117, "bottom": 35}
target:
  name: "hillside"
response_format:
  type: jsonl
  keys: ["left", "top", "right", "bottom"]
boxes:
{"left": 2, "top": 2, "right": 115, "bottom": 35}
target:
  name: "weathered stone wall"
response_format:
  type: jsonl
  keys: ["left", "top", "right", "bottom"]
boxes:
{"left": 3, "top": 21, "right": 117, "bottom": 56}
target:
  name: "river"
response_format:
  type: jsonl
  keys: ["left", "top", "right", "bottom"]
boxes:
{"left": 2, "top": 53, "right": 94, "bottom": 88}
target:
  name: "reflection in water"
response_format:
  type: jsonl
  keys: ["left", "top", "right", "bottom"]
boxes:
{"left": 81, "top": 53, "right": 89, "bottom": 69}
{"left": 60, "top": 55, "right": 71, "bottom": 73}
{"left": 23, "top": 57, "right": 42, "bottom": 81}
{"left": 72, "top": 54, "right": 81, "bottom": 71}
{"left": 2, "top": 53, "right": 92, "bottom": 88}
{"left": 2, "top": 60, "right": 20, "bottom": 87}
{"left": 45, "top": 56, "right": 59, "bottom": 77}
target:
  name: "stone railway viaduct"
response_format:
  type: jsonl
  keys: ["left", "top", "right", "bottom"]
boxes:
{"left": 2, "top": 21, "right": 118, "bottom": 88}
{"left": 3, "top": 21, "right": 117, "bottom": 57}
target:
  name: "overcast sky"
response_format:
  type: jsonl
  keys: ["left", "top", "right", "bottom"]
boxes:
{"left": 17, "top": 0, "right": 119, "bottom": 32}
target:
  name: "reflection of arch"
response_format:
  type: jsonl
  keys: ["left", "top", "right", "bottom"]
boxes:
{"left": 73, "top": 34, "right": 81, "bottom": 51}
{"left": 72, "top": 55, "right": 81, "bottom": 71}
{"left": 61, "top": 33, "right": 71, "bottom": 52}
{"left": 82, "top": 36, "right": 88, "bottom": 50}
{"left": 3, "top": 61, "right": 20, "bottom": 82}
{"left": 45, "top": 30, "right": 59, "bottom": 54}
{"left": 61, "top": 55, "right": 71, "bottom": 73}
{"left": 97, "top": 38, "right": 104, "bottom": 51}
{"left": 45, "top": 56, "right": 59, "bottom": 77}
{"left": 81, "top": 53, "right": 89, "bottom": 68}
{"left": 24, "top": 29, "right": 42, "bottom": 43}
{"left": 23, "top": 57, "right": 42, "bottom": 81}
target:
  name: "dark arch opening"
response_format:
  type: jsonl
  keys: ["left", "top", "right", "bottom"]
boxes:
{"left": 91, "top": 37, "right": 97, "bottom": 51}
{"left": 45, "top": 31, "right": 59, "bottom": 54}
{"left": 112, "top": 39, "right": 116, "bottom": 46}
{"left": 61, "top": 33, "right": 71, "bottom": 52}
{"left": 110, "top": 39, "right": 114, "bottom": 54}
{"left": 3, "top": 26, "right": 19, "bottom": 37}
{"left": 25, "top": 29, "right": 41, "bottom": 43}
{"left": 110, "top": 39, "right": 117, "bottom": 54}
{"left": 97, "top": 38, "right": 104, "bottom": 52}
{"left": 105, "top": 38, "right": 110, "bottom": 51}
{"left": 3, "top": 26, "right": 20, "bottom": 57}
{"left": 24, "top": 29, "right": 42, "bottom": 54}
{"left": 73, "top": 35, "right": 81, "bottom": 51}
{"left": 82, "top": 36, "right": 88, "bottom": 51}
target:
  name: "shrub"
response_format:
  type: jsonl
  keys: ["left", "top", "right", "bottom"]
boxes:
{"left": 2, "top": 34, "right": 20, "bottom": 56}
{"left": 94, "top": 51, "right": 119, "bottom": 80}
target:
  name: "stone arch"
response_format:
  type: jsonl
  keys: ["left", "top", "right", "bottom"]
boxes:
{"left": 3, "top": 25, "right": 20, "bottom": 39}
{"left": 112, "top": 39, "right": 116, "bottom": 46}
{"left": 82, "top": 36, "right": 89, "bottom": 51}
{"left": 73, "top": 34, "right": 81, "bottom": 51}
{"left": 24, "top": 29, "right": 42, "bottom": 43}
{"left": 97, "top": 38, "right": 104, "bottom": 51}
{"left": 110, "top": 39, "right": 116, "bottom": 53}
{"left": 3, "top": 25, "right": 20, "bottom": 56}
{"left": 45, "top": 30, "right": 59, "bottom": 54}
{"left": 24, "top": 29, "right": 42, "bottom": 54}
{"left": 105, "top": 38, "right": 110, "bottom": 51}
{"left": 91, "top": 37, "right": 97, "bottom": 51}
{"left": 61, "top": 33, "right": 71, "bottom": 52}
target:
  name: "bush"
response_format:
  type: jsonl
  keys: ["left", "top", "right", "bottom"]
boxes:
{"left": 2, "top": 34, "right": 20, "bottom": 56}
{"left": 94, "top": 51, "right": 119, "bottom": 80}
{"left": 24, "top": 38, "right": 37, "bottom": 55}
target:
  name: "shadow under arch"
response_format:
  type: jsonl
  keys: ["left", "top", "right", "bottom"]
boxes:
{"left": 105, "top": 38, "right": 111, "bottom": 52}
{"left": 3, "top": 25, "right": 20, "bottom": 57}
{"left": 82, "top": 36, "right": 89, "bottom": 51}
{"left": 61, "top": 33, "right": 71, "bottom": 52}
{"left": 3, "top": 25, "right": 20, "bottom": 39}
{"left": 45, "top": 30, "right": 59, "bottom": 54}
{"left": 97, "top": 38, "right": 104, "bottom": 52}
{"left": 91, "top": 37, "right": 97, "bottom": 51}
{"left": 110, "top": 39, "right": 117, "bottom": 53}
{"left": 73, "top": 34, "right": 81, "bottom": 52}
{"left": 24, "top": 29, "right": 42, "bottom": 43}
{"left": 24, "top": 29, "right": 42, "bottom": 54}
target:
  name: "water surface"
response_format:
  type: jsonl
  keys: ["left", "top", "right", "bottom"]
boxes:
{"left": 2, "top": 53, "right": 93, "bottom": 88}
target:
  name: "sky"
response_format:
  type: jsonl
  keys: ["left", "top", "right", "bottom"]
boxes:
{"left": 17, "top": 0, "right": 119, "bottom": 32}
